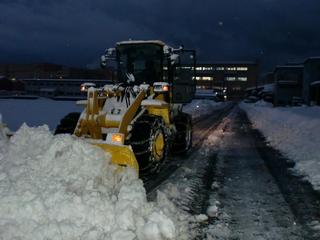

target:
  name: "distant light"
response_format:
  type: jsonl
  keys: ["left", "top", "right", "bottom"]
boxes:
{"left": 196, "top": 105, "right": 199, "bottom": 108}
{"left": 218, "top": 21, "right": 224, "bottom": 26}
{"left": 11, "top": 78, "right": 16, "bottom": 81}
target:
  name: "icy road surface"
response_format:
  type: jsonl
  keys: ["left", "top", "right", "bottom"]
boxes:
{"left": 149, "top": 105, "right": 319, "bottom": 239}
{"left": 206, "top": 108, "right": 307, "bottom": 239}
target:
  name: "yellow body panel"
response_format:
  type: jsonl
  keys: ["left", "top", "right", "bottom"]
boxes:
{"left": 153, "top": 131, "right": 165, "bottom": 161}
{"left": 97, "top": 116, "right": 119, "bottom": 128}
{"left": 118, "top": 90, "right": 146, "bottom": 136}
{"left": 95, "top": 143, "right": 139, "bottom": 174}
{"left": 147, "top": 107, "right": 170, "bottom": 125}
{"left": 74, "top": 88, "right": 171, "bottom": 175}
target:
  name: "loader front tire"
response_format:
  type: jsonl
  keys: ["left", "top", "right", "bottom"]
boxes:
{"left": 129, "top": 115, "right": 168, "bottom": 175}
{"left": 54, "top": 112, "right": 80, "bottom": 135}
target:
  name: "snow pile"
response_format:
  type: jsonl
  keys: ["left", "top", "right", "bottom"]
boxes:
{"left": 0, "top": 114, "right": 9, "bottom": 152}
{"left": 184, "top": 99, "right": 226, "bottom": 119}
{"left": 0, "top": 124, "right": 192, "bottom": 240}
{"left": 240, "top": 101, "right": 320, "bottom": 190}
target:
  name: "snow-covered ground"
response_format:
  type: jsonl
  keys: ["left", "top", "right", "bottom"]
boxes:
{"left": 0, "top": 124, "right": 194, "bottom": 240}
{"left": 0, "top": 98, "right": 224, "bottom": 239}
{"left": 0, "top": 98, "right": 82, "bottom": 131}
{"left": 0, "top": 98, "right": 224, "bottom": 132}
{"left": 241, "top": 101, "right": 320, "bottom": 190}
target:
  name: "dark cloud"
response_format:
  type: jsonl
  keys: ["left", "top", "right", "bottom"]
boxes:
{"left": 0, "top": 0, "right": 320, "bottom": 71}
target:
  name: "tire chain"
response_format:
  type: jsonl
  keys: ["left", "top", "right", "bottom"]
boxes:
{"left": 129, "top": 116, "right": 169, "bottom": 174}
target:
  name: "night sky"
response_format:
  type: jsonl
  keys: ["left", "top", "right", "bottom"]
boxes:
{"left": 1, "top": 0, "right": 320, "bottom": 72}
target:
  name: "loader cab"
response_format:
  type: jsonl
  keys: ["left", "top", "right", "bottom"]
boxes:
{"left": 105, "top": 40, "right": 196, "bottom": 103}
{"left": 116, "top": 41, "right": 163, "bottom": 86}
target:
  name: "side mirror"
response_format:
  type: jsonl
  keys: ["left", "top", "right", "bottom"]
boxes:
{"left": 100, "top": 48, "right": 116, "bottom": 69}
{"left": 170, "top": 53, "right": 180, "bottom": 65}
{"left": 100, "top": 55, "right": 107, "bottom": 68}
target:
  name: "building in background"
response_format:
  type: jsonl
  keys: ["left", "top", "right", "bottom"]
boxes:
{"left": 1, "top": 62, "right": 260, "bottom": 100}
{"left": 0, "top": 63, "right": 114, "bottom": 81}
{"left": 195, "top": 62, "right": 259, "bottom": 99}
{"left": 0, "top": 76, "right": 24, "bottom": 93}
{"left": 303, "top": 57, "right": 320, "bottom": 105}
{"left": 273, "top": 65, "right": 304, "bottom": 106}
{"left": 22, "top": 78, "right": 112, "bottom": 99}
{"left": 0, "top": 63, "right": 114, "bottom": 99}
{"left": 259, "top": 72, "right": 275, "bottom": 85}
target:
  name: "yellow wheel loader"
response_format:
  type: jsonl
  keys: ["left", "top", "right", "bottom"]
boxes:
{"left": 55, "top": 40, "right": 196, "bottom": 175}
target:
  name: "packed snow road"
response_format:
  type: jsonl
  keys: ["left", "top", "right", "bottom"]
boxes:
{"left": 207, "top": 107, "right": 304, "bottom": 239}
{"left": 148, "top": 104, "right": 320, "bottom": 239}
{"left": 205, "top": 107, "right": 320, "bottom": 239}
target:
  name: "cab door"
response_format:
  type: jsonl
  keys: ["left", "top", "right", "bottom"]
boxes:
{"left": 172, "top": 50, "right": 196, "bottom": 103}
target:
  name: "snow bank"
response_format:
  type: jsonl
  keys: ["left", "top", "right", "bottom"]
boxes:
{"left": 0, "top": 114, "right": 9, "bottom": 152}
{"left": 184, "top": 100, "right": 226, "bottom": 119}
{"left": 0, "top": 98, "right": 82, "bottom": 131}
{"left": 240, "top": 101, "right": 320, "bottom": 190}
{"left": 0, "top": 124, "right": 191, "bottom": 240}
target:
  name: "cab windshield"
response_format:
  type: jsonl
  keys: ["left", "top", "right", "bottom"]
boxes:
{"left": 117, "top": 43, "right": 163, "bottom": 85}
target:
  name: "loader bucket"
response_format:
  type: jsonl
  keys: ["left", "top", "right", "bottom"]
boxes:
{"left": 94, "top": 143, "right": 139, "bottom": 174}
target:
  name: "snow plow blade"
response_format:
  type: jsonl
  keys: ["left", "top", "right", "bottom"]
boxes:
{"left": 94, "top": 143, "right": 139, "bottom": 174}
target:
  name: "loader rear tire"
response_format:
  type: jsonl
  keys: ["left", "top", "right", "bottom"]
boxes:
{"left": 172, "top": 112, "right": 192, "bottom": 154}
{"left": 54, "top": 112, "right": 80, "bottom": 135}
{"left": 129, "top": 115, "right": 168, "bottom": 175}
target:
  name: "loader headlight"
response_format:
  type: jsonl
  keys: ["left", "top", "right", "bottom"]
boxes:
{"left": 162, "top": 85, "right": 169, "bottom": 92}
{"left": 153, "top": 82, "right": 169, "bottom": 93}
{"left": 107, "top": 133, "right": 125, "bottom": 145}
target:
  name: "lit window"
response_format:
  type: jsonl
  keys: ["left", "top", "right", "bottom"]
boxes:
{"left": 194, "top": 77, "right": 201, "bottom": 80}
{"left": 225, "top": 77, "right": 236, "bottom": 81}
{"left": 216, "top": 67, "right": 224, "bottom": 71}
{"left": 238, "top": 77, "right": 247, "bottom": 81}
{"left": 202, "top": 67, "right": 213, "bottom": 71}
{"left": 202, "top": 76, "right": 213, "bottom": 81}
{"left": 196, "top": 67, "right": 202, "bottom": 71}
{"left": 237, "top": 67, "right": 248, "bottom": 71}
{"left": 227, "top": 67, "right": 236, "bottom": 71}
